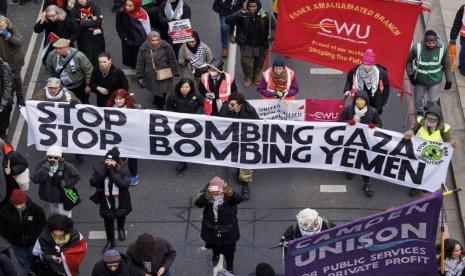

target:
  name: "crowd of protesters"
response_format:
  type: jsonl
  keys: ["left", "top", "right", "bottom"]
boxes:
{"left": 0, "top": 0, "right": 462, "bottom": 275}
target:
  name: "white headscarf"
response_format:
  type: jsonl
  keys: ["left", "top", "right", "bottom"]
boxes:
{"left": 164, "top": 0, "right": 184, "bottom": 21}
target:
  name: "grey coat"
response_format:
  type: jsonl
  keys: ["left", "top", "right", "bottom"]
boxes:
{"left": 0, "top": 24, "right": 24, "bottom": 72}
{"left": 136, "top": 40, "right": 179, "bottom": 97}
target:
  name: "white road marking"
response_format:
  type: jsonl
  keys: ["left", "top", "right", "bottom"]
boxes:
{"left": 88, "top": 230, "right": 128, "bottom": 240}
{"left": 122, "top": 69, "right": 136, "bottom": 76}
{"left": 310, "top": 68, "right": 343, "bottom": 74}
{"left": 320, "top": 185, "right": 347, "bottom": 193}
{"left": 226, "top": 28, "right": 237, "bottom": 75}
{"left": 20, "top": 0, "right": 44, "bottom": 82}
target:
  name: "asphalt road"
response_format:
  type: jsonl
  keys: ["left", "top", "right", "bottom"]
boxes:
{"left": 2, "top": 0, "right": 464, "bottom": 275}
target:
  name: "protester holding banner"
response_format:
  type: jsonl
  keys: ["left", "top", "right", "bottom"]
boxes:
{"left": 199, "top": 58, "right": 237, "bottom": 116}
{"left": 404, "top": 105, "right": 458, "bottom": 197}
{"left": 0, "top": 16, "right": 25, "bottom": 107}
{"left": 449, "top": 4, "right": 465, "bottom": 76}
{"left": 257, "top": 57, "right": 299, "bottom": 100}
{"left": 31, "top": 145, "right": 80, "bottom": 217}
{"left": 115, "top": 0, "right": 151, "bottom": 69}
{"left": 31, "top": 77, "right": 80, "bottom": 104}
{"left": 211, "top": 0, "right": 245, "bottom": 58}
{"left": 343, "top": 49, "right": 390, "bottom": 115}
{"left": 70, "top": 0, "right": 106, "bottom": 66}
{"left": 178, "top": 31, "right": 213, "bottom": 78}
{"left": 339, "top": 90, "right": 382, "bottom": 197}
{"left": 105, "top": 90, "right": 139, "bottom": 185}
{"left": 34, "top": 5, "right": 79, "bottom": 64}
{"left": 443, "top": 238, "right": 465, "bottom": 276}
{"left": 89, "top": 147, "right": 132, "bottom": 253}
{"left": 407, "top": 30, "right": 452, "bottom": 118}
{"left": 32, "top": 214, "right": 87, "bottom": 276}
{"left": 90, "top": 52, "right": 129, "bottom": 107}
{"left": 0, "top": 60, "right": 13, "bottom": 141}
{"left": 136, "top": 31, "right": 179, "bottom": 110}
{"left": 195, "top": 176, "right": 243, "bottom": 274}
{"left": 0, "top": 189, "right": 46, "bottom": 274}
{"left": 283, "top": 208, "right": 334, "bottom": 242}
{"left": 157, "top": 0, "right": 191, "bottom": 57}
{"left": 219, "top": 92, "right": 259, "bottom": 198}
{"left": 166, "top": 78, "right": 203, "bottom": 174}
{"left": 226, "top": 0, "right": 271, "bottom": 87}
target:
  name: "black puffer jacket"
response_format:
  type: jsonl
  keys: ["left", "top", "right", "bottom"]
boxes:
{"left": 166, "top": 89, "right": 204, "bottom": 114}
{"left": 218, "top": 101, "right": 260, "bottom": 119}
{"left": 212, "top": 0, "right": 245, "bottom": 16}
{"left": 89, "top": 162, "right": 132, "bottom": 220}
{"left": 0, "top": 199, "right": 46, "bottom": 247}
{"left": 338, "top": 90, "right": 383, "bottom": 127}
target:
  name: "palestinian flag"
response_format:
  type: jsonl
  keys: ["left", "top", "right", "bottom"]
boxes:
{"left": 41, "top": 32, "right": 59, "bottom": 59}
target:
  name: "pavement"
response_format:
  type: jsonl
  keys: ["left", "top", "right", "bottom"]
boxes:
{"left": 1, "top": 0, "right": 465, "bottom": 276}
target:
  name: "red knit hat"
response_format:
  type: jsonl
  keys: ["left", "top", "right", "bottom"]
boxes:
{"left": 10, "top": 189, "right": 27, "bottom": 205}
{"left": 361, "top": 49, "right": 376, "bottom": 65}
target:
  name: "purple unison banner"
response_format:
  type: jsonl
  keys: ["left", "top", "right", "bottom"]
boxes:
{"left": 285, "top": 191, "right": 443, "bottom": 276}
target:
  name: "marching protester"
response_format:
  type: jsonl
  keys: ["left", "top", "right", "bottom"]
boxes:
{"left": 166, "top": 78, "right": 204, "bottom": 173}
{"left": 34, "top": 5, "right": 79, "bottom": 64}
{"left": 211, "top": 0, "right": 245, "bottom": 58}
{"left": 31, "top": 144, "right": 80, "bottom": 217}
{"left": 226, "top": 0, "right": 271, "bottom": 87}
{"left": 142, "top": 0, "right": 162, "bottom": 29}
{"left": 136, "top": 31, "right": 179, "bottom": 110}
{"left": 44, "top": 38, "right": 93, "bottom": 104}
{"left": 0, "top": 252, "right": 16, "bottom": 276}
{"left": 443, "top": 238, "right": 465, "bottom": 276}
{"left": 343, "top": 49, "right": 390, "bottom": 115}
{"left": 126, "top": 232, "right": 177, "bottom": 276}
{"left": 219, "top": 92, "right": 259, "bottom": 199}
{"left": 249, "top": 263, "right": 282, "bottom": 276}
{"left": 0, "top": 16, "right": 25, "bottom": 107}
{"left": 106, "top": 90, "right": 139, "bottom": 185}
{"left": 31, "top": 77, "right": 80, "bottom": 103}
{"left": 450, "top": 4, "right": 465, "bottom": 76}
{"left": 157, "top": 0, "right": 191, "bottom": 57}
{"left": 339, "top": 90, "right": 382, "bottom": 197}
{"left": 91, "top": 52, "right": 129, "bottom": 107}
{"left": 91, "top": 249, "right": 133, "bottom": 276}
{"left": 404, "top": 105, "right": 459, "bottom": 197}
{"left": 283, "top": 208, "right": 334, "bottom": 242}
{"left": 195, "top": 176, "right": 243, "bottom": 274}
{"left": 407, "top": 30, "right": 452, "bottom": 119}
{"left": 70, "top": 0, "right": 106, "bottom": 66}
{"left": 198, "top": 58, "right": 237, "bottom": 116}
{"left": 0, "top": 58, "right": 14, "bottom": 140}
{"left": 178, "top": 31, "right": 213, "bottom": 79}
{"left": 0, "top": 189, "right": 46, "bottom": 274}
{"left": 32, "top": 214, "right": 87, "bottom": 276}
{"left": 257, "top": 56, "right": 299, "bottom": 99}
{"left": 116, "top": 0, "right": 151, "bottom": 69}
{"left": 89, "top": 147, "right": 132, "bottom": 252}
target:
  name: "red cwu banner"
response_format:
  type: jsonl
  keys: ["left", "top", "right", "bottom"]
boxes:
{"left": 272, "top": 0, "right": 422, "bottom": 89}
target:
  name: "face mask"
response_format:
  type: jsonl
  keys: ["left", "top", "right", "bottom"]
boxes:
{"left": 209, "top": 71, "right": 219, "bottom": 79}
{"left": 48, "top": 160, "right": 57, "bottom": 165}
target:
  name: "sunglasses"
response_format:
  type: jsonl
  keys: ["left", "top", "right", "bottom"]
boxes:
{"left": 47, "top": 156, "right": 60, "bottom": 160}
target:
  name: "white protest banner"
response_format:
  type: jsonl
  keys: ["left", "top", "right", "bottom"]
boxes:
{"left": 249, "top": 99, "right": 306, "bottom": 121}
{"left": 168, "top": 19, "right": 194, "bottom": 44}
{"left": 24, "top": 101, "right": 453, "bottom": 191}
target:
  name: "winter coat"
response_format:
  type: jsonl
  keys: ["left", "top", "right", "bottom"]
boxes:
{"left": 0, "top": 253, "right": 16, "bottom": 276}
{"left": 126, "top": 237, "right": 176, "bottom": 274}
{"left": 0, "top": 59, "right": 14, "bottom": 107}
{"left": 226, "top": 0, "right": 270, "bottom": 48}
{"left": 343, "top": 64, "right": 390, "bottom": 114}
{"left": 195, "top": 191, "right": 243, "bottom": 246}
{"left": 91, "top": 255, "right": 133, "bottom": 276}
{"left": 283, "top": 217, "right": 334, "bottom": 242}
{"left": 0, "top": 198, "right": 46, "bottom": 247}
{"left": 157, "top": 0, "right": 191, "bottom": 43}
{"left": 178, "top": 41, "right": 213, "bottom": 77}
{"left": 90, "top": 65, "right": 128, "bottom": 107}
{"left": 70, "top": 1, "right": 105, "bottom": 65}
{"left": 212, "top": 0, "right": 245, "bottom": 16}
{"left": 166, "top": 88, "right": 204, "bottom": 114}
{"left": 450, "top": 5, "right": 465, "bottom": 42}
{"left": 257, "top": 67, "right": 299, "bottom": 98}
{"left": 31, "top": 87, "right": 80, "bottom": 102}
{"left": 338, "top": 90, "right": 383, "bottom": 127}
{"left": 136, "top": 40, "right": 179, "bottom": 97}
{"left": 0, "top": 24, "right": 24, "bottom": 71}
{"left": 218, "top": 101, "right": 260, "bottom": 120}
{"left": 116, "top": 10, "right": 148, "bottom": 68}
{"left": 1, "top": 149, "right": 28, "bottom": 209}
{"left": 31, "top": 159, "right": 80, "bottom": 203}
{"left": 89, "top": 162, "right": 132, "bottom": 220}
{"left": 412, "top": 105, "right": 451, "bottom": 142}
{"left": 44, "top": 47, "right": 94, "bottom": 90}
{"left": 33, "top": 15, "right": 79, "bottom": 63}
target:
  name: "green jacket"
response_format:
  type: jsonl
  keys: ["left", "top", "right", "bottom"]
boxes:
{"left": 31, "top": 88, "right": 80, "bottom": 103}
{"left": 44, "top": 48, "right": 93, "bottom": 89}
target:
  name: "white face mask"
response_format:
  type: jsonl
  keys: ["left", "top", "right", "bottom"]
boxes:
{"left": 426, "top": 121, "right": 437, "bottom": 128}
{"left": 209, "top": 71, "right": 219, "bottom": 79}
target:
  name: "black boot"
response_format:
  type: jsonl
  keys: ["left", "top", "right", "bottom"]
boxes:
{"left": 363, "top": 182, "right": 373, "bottom": 197}
{"left": 118, "top": 229, "right": 126, "bottom": 241}
{"left": 75, "top": 154, "right": 84, "bottom": 163}
{"left": 175, "top": 162, "right": 188, "bottom": 174}
{"left": 241, "top": 182, "right": 250, "bottom": 199}
{"left": 345, "top": 173, "right": 354, "bottom": 180}
{"left": 102, "top": 240, "right": 116, "bottom": 253}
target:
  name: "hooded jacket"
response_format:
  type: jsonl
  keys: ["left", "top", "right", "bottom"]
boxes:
{"left": 412, "top": 105, "right": 451, "bottom": 142}
{"left": 166, "top": 85, "right": 204, "bottom": 114}
{"left": 212, "top": 0, "right": 246, "bottom": 16}
{"left": 126, "top": 236, "right": 176, "bottom": 274}
{"left": 338, "top": 90, "right": 383, "bottom": 127}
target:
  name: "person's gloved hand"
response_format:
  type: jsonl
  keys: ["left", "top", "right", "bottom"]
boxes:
{"left": 205, "top": 92, "right": 215, "bottom": 99}
{"left": 276, "top": 91, "right": 284, "bottom": 98}
{"left": 0, "top": 29, "right": 10, "bottom": 38}
{"left": 444, "top": 81, "right": 452, "bottom": 90}
{"left": 450, "top": 39, "right": 456, "bottom": 45}
{"left": 16, "top": 97, "right": 25, "bottom": 107}
{"left": 408, "top": 74, "right": 416, "bottom": 85}
{"left": 347, "top": 119, "right": 356, "bottom": 125}
{"left": 368, "top": 123, "right": 377, "bottom": 129}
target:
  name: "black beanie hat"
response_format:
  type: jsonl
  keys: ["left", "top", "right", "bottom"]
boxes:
{"left": 272, "top": 57, "right": 285, "bottom": 68}
{"left": 256, "top": 263, "right": 275, "bottom": 276}
{"left": 105, "top": 147, "right": 120, "bottom": 162}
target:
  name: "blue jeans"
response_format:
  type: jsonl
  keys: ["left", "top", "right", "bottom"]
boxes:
{"left": 12, "top": 244, "right": 34, "bottom": 272}
{"left": 219, "top": 15, "right": 230, "bottom": 49}
{"left": 459, "top": 37, "right": 465, "bottom": 73}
